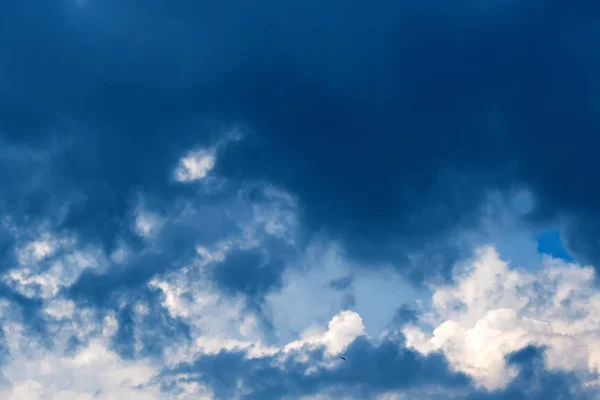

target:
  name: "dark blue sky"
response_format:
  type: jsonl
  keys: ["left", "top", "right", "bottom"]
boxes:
{"left": 0, "top": 1, "right": 599, "bottom": 398}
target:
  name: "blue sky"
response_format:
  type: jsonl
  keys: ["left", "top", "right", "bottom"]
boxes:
{"left": 1, "top": 1, "right": 600, "bottom": 399}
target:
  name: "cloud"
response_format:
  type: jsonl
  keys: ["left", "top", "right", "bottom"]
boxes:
{"left": 2, "top": 1, "right": 600, "bottom": 399}
{"left": 0, "top": 294, "right": 165, "bottom": 399}
{"left": 284, "top": 310, "right": 366, "bottom": 356}
{"left": 174, "top": 149, "right": 216, "bottom": 183}
{"left": 162, "top": 310, "right": 471, "bottom": 400}
{"left": 3, "top": 227, "right": 106, "bottom": 303}
{"left": 465, "top": 345, "right": 597, "bottom": 400}
{"left": 0, "top": 230, "right": 597, "bottom": 399}
{"left": 15, "top": 233, "right": 63, "bottom": 265}
{"left": 134, "top": 210, "right": 164, "bottom": 240}
{"left": 1, "top": 0, "right": 600, "bottom": 280}
{"left": 404, "top": 246, "right": 600, "bottom": 390}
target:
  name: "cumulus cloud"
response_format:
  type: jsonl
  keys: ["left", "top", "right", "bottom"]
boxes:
{"left": 284, "top": 310, "right": 366, "bottom": 357}
{"left": 0, "top": 228, "right": 598, "bottom": 399}
{"left": 1, "top": 156, "right": 595, "bottom": 398}
{"left": 404, "top": 246, "right": 600, "bottom": 390}
{"left": 1, "top": 148, "right": 597, "bottom": 399}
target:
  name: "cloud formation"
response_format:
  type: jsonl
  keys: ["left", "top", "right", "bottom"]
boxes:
{"left": 405, "top": 247, "right": 600, "bottom": 390}
{"left": 2, "top": 0, "right": 600, "bottom": 398}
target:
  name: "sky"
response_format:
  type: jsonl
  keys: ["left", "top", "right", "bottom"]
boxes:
{"left": 1, "top": 1, "right": 600, "bottom": 399}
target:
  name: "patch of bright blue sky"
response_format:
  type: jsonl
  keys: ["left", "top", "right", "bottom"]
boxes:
{"left": 537, "top": 227, "right": 573, "bottom": 262}
{"left": 505, "top": 189, "right": 573, "bottom": 264}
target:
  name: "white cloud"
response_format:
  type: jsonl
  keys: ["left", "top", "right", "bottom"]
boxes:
{"left": 150, "top": 253, "right": 368, "bottom": 364}
{"left": 285, "top": 310, "right": 366, "bottom": 356}
{"left": 404, "top": 246, "right": 600, "bottom": 389}
{"left": 4, "top": 230, "right": 105, "bottom": 301}
{"left": 134, "top": 210, "right": 164, "bottom": 239}
{"left": 130, "top": 196, "right": 166, "bottom": 240}
{"left": 0, "top": 301, "right": 170, "bottom": 400}
{"left": 150, "top": 263, "right": 257, "bottom": 338}
{"left": 173, "top": 131, "right": 243, "bottom": 185}
{"left": 14, "top": 232, "right": 76, "bottom": 266}
{"left": 6, "top": 163, "right": 595, "bottom": 398}
{"left": 9, "top": 228, "right": 598, "bottom": 398}
{"left": 150, "top": 262, "right": 274, "bottom": 366}
{"left": 0, "top": 340, "right": 164, "bottom": 400}
{"left": 5, "top": 250, "right": 103, "bottom": 300}
{"left": 174, "top": 149, "right": 216, "bottom": 182}
{"left": 0, "top": 291, "right": 368, "bottom": 399}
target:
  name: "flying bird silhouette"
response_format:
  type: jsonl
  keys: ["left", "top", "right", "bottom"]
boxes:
{"left": 341, "top": 357, "right": 347, "bottom": 361}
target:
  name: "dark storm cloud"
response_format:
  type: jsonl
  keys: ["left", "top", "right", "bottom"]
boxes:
{"left": 2, "top": 1, "right": 600, "bottom": 285}
{"left": 162, "top": 340, "right": 597, "bottom": 399}
{"left": 164, "top": 336, "right": 471, "bottom": 399}
{"left": 66, "top": 193, "right": 239, "bottom": 306}
{"left": 65, "top": 185, "right": 298, "bottom": 311}
{"left": 209, "top": 247, "right": 286, "bottom": 302}
{"left": 2, "top": 3, "right": 600, "bottom": 396}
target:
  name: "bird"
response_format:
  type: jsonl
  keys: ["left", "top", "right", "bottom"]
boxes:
{"left": 341, "top": 357, "right": 347, "bottom": 361}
